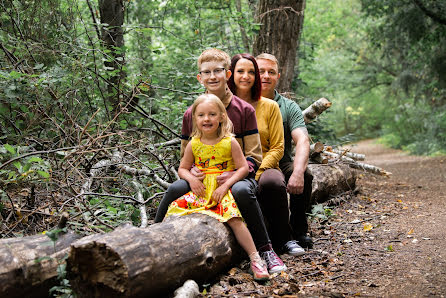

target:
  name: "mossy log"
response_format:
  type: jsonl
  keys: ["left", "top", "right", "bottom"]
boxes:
{"left": 0, "top": 231, "right": 80, "bottom": 298}
{"left": 67, "top": 214, "right": 243, "bottom": 297}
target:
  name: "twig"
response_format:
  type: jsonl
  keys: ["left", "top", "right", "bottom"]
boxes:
{"left": 144, "top": 191, "right": 165, "bottom": 204}
{"left": 132, "top": 180, "right": 148, "bottom": 228}
{"left": 113, "top": 151, "right": 170, "bottom": 189}
{"left": 327, "top": 273, "right": 347, "bottom": 281}
{"left": 152, "top": 138, "right": 181, "bottom": 148}
{"left": 79, "top": 192, "right": 141, "bottom": 204}
{"left": 4, "top": 202, "right": 52, "bottom": 237}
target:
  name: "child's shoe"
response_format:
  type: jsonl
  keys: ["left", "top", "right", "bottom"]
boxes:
{"left": 261, "top": 249, "right": 287, "bottom": 273}
{"left": 250, "top": 258, "right": 270, "bottom": 281}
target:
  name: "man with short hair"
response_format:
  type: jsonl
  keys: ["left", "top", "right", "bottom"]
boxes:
{"left": 155, "top": 49, "right": 287, "bottom": 273}
{"left": 256, "top": 53, "right": 313, "bottom": 248}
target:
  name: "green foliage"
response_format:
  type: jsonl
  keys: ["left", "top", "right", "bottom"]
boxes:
{"left": 0, "top": 145, "right": 51, "bottom": 185}
{"left": 298, "top": 0, "right": 446, "bottom": 154}
{"left": 85, "top": 195, "right": 139, "bottom": 230}
{"left": 308, "top": 204, "right": 334, "bottom": 221}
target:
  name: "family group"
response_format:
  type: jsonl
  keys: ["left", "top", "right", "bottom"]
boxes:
{"left": 154, "top": 49, "right": 312, "bottom": 281}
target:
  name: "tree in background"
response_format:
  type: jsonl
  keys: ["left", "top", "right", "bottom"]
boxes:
{"left": 0, "top": 0, "right": 262, "bottom": 236}
{"left": 253, "top": 0, "right": 306, "bottom": 92}
{"left": 358, "top": 0, "right": 446, "bottom": 154}
{"left": 98, "top": 0, "right": 126, "bottom": 115}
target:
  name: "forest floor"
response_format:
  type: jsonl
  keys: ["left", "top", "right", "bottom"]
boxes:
{"left": 207, "top": 139, "right": 446, "bottom": 297}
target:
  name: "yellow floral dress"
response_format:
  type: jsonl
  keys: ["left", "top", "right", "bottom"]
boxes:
{"left": 166, "top": 136, "right": 242, "bottom": 222}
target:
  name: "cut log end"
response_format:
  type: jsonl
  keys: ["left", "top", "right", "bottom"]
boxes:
{"left": 68, "top": 242, "right": 128, "bottom": 297}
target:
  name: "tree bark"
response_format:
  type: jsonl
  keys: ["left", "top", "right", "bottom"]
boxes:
{"left": 253, "top": 0, "right": 306, "bottom": 92}
{"left": 0, "top": 231, "right": 81, "bottom": 298}
{"left": 67, "top": 215, "right": 243, "bottom": 297}
{"left": 99, "top": 0, "right": 125, "bottom": 113}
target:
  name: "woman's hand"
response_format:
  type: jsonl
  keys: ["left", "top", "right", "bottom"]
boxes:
{"left": 212, "top": 185, "right": 229, "bottom": 203}
{"left": 190, "top": 165, "right": 205, "bottom": 181}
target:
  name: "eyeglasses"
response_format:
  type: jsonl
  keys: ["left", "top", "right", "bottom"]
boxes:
{"left": 199, "top": 68, "right": 226, "bottom": 78}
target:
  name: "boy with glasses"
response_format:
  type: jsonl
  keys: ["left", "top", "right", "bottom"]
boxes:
{"left": 155, "top": 48, "right": 287, "bottom": 273}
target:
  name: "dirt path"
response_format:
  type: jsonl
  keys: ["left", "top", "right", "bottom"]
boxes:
{"left": 332, "top": 139, "right": 446, "bottom": 297}
{"left": 209, "top": 139, "right": 446, "bottom": 297}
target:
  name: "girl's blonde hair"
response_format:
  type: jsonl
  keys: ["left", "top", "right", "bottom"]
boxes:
{"left": 191, "top": 94, "right": 233, "bottom": 139}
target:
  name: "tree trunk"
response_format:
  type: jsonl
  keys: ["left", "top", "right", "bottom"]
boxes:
{"left": 99, "top": 0, "right": 125, "bottom": 113}
{"left": 67, "top": 215, "right": 243, "bottom": 297}
{"left": 0, "top": 231, "right": 81, "bottom": 298}
{"left": 253, "top": 0, "right": 306, "bottom": 92}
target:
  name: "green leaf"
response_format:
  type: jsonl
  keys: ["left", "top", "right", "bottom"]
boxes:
{"left": 23, "top": 162, "right": 32, "bottom": 172}
{"left": 28, "top": 157, "right": 43, "bottom": 163}
{"left": 13, "top": 161, "right": 22, "bottom": 171}
{"left": 45, "top": 227, "right": 67, "bottom": 242}
{"left": 9, "top": 71, "right": 22, "bottom": 79}
{"left": 37, "top": 170, "right": 50, "bottom": 178}
{"left": 33, "top": 63, "right": 44, "bottom": 70}
{"left": 108, "top": 206, "right": 118, "bottom": 214}
{"left": 4, "top": 144, "right": 16, "bottom": 155}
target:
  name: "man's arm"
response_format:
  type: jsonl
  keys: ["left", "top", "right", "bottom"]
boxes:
{"left": 288, "top": 127, "right": 310, "bottom": 195}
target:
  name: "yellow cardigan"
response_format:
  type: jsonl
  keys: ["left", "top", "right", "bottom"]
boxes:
{"left": 255, "top": 97, "right": 284, "bottom": 180}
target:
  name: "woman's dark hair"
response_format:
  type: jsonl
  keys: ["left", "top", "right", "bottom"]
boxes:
{"left": 228, "top": 53, "right": 262, "bottom": 101}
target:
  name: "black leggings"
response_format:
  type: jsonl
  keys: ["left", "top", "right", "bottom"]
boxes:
{"left": 257, "top": 168, "right": 292, "bottom": 250}
{"left": 154, "top": 177, "right": 271, "bottom": 249}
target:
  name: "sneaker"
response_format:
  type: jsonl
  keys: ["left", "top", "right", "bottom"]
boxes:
{"left": 284, "top": 240, "right": 305, "bottom": 256}
{"left": 295, "top": 233, "right": 313, "bottom": 249}
{"left": 261, "top": 250, "right": 287, "bottom": 274}
{"left": 250, "top": 258, "right": 270, "bottom": 281}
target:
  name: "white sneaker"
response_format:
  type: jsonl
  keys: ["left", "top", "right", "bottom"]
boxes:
{"left": 284, "top": 240, "right": 305, "bottom": 256}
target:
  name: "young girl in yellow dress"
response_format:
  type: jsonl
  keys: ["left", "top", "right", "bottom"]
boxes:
{"left": 165, "top": 94, "right": 269, "bottom": 281}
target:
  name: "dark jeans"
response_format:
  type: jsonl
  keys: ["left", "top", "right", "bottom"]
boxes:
{"left": 154, "top": 177, "right": 271, "bottom": 249}
{"left": 257, "top": 168, "right": 293, "bottom": 250}
{"left": 280, "top": 161, "right": 312, "bottom": 237}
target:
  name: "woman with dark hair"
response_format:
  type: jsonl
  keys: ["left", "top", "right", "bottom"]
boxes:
{"left": 229, "top": 53, "right": 305, "bottom": 265}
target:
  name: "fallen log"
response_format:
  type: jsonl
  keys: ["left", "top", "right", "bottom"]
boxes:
{"left": 67, "top": 214, "right": 243, "bottom": 297}
{"left": 306, "top": 163, "right": 357, "bottom": 204}
{"left": 323, "top": 151, "right": 391, "bottom": 176}
{"left": 0, "top": 231, "right": 81, "bottom": 298}
{"left": 302, "top": 97, "right": 332, "bottom": 124}
{"left": 309, "top": 152, "right": 328, "bottom": 164}
{"left": 310, "top": 141, "right": 325, "bottom": 156}
{"left": 325, "top": 147, "right": 365, "bottom": 161}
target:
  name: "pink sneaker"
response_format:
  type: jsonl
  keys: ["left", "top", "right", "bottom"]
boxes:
{"left": 250, "top": 258, "right": 270, "bottom": 281}
{"left": 261, "top": 249, "right": 287, "bottom": 273}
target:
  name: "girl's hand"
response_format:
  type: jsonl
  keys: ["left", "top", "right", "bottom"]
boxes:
{"left": 212, "top": 185, "right": 229, "bottom": 203}
{"left": 190, "top": 178, "right": 205, "bottom": 197}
